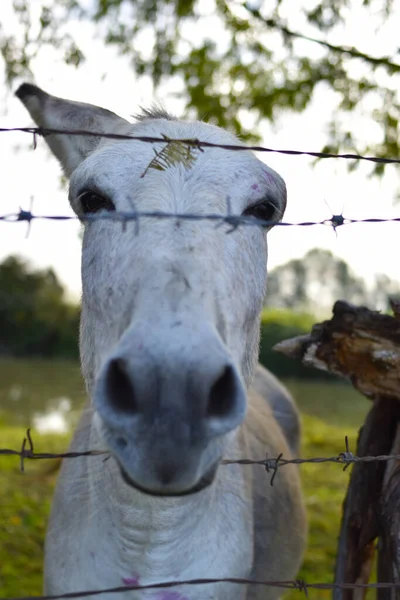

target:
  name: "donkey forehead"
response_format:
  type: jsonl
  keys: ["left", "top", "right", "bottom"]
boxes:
{"left": 69, "top": 119, "right": 285, "bottom": 203}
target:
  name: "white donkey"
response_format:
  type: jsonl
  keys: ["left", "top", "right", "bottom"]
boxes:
{"left": 17, "top": 83, "right": 307, "bottom": 600}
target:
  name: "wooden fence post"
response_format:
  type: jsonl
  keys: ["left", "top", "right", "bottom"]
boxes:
{"left": 274, "top": 300, "right": 400, "bottom": 598}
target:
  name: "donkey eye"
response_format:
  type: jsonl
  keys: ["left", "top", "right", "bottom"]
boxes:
{"left": 243, "top": 200, "right": 278, "bottom": 225}
{"left": 78, "top": 191, "right": 115, "bottom": 214}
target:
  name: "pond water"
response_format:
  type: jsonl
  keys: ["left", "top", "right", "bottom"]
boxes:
{"left": 0, "top": 358, "right": 86, "bottom": 433}
{"left": 0, "top": 358, "right": 371, "bottom": 433}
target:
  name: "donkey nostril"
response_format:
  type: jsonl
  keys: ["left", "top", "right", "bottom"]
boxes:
{"left": 105, "top": 358, "right": 137, "bottom": 414}
{"left": 207, "top": 365, "right": 238, "bottom": 419}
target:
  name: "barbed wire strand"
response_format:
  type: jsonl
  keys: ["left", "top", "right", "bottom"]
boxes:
{"left": 2, "top": 431, "right": 400, "bottom": 485}
{"left": 1, "top": 126, "right": 400, "bottom": 164}
{"left": 1, "top": 209, "right": 400, "bottom": 233}
{"left": 7, "top": 575, "right": 400, "bottom": 599}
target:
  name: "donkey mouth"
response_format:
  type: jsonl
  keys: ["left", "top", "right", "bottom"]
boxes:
{"left": 118, "top": 462, "right": 219, "bottom": 497}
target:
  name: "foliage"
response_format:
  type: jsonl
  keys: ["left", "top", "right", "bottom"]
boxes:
{"left": 0, "top": 256, "right": 79, "bottom": 358}
{"left": 1, "top": 0, "right": 400, "bottom": 167}
{"left": 295, "top": 413, "right": 373, "bottom": 600}
{"left": 0, "top": 426, "right": 64, "bottom": 596}
{"left": 142, "top": 139, "right": 199, "bottom": 177}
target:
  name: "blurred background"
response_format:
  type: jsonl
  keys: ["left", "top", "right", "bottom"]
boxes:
{"left": 1, "top": 0, "right": 400, "bottom": 597}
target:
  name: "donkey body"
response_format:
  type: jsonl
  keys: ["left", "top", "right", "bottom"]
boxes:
{"left": 17, "top": 83, "right": 306, "bottom": 600}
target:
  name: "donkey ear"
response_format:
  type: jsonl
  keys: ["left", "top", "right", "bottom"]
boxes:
{"left": 15, "top": 83, "right": 130, "bottom": 177}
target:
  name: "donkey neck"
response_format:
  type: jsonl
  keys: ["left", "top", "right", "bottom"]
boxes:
{"left": 86, "top": 419, "right": 249, "bottom": 583}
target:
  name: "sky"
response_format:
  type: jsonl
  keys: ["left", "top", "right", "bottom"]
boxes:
{"left": 0, "top": 0, "right": 399, "bottom": 302}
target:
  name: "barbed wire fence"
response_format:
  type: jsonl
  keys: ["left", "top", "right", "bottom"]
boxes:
{"left": 0, "top": 429, "right": 400, "bottom": 480}
{"left": 1, "top": 125, "right": 400, "bottom": 598}
{"left": 8, "top": 576, "right": 400, "bottom": 600}
{"left": 1, "top": 126, "right": 400, "bottom": 237}
{"left": 2, "top": 430, "right": 400, "bottom": 597}
{"left": 2, "top": 209, "right": 400, "bottom": 229}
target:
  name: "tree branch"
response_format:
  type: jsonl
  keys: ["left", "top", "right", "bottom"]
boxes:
{"left": 245, "top": 4, "right": 400, "bottom": 74}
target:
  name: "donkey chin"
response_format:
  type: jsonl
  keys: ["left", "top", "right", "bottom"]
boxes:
{"left": 97, "top": 413, "right": 226, "bottom": 497}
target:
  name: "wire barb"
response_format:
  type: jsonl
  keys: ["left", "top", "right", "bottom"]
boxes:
{"left": 294, "top": 579, "right": 309, "bottom": 597}
{"left": 330, "top": 214, "right": 345, "bottom": 230}
{"left": 0, "top": 430, "right": 108, "bottom": 462}
{"left": 265, "top": 452, "right": 283, "bottom": 486}
{"left": 338, "top": 435, "right": 356, "bottom": 471}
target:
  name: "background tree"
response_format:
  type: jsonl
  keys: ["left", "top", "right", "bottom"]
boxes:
{"left": 265, "top": 248, "right": 400, "bottom": 315}
{"left": 0, "top": 256, "right": 79, "bottom": 358}
{"left": 1, "top": 0, "right": 399, "bottom": 174}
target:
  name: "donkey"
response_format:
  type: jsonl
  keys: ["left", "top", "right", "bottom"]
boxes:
{"left": 16, "top": 83, "right": 307, "bottom": 600}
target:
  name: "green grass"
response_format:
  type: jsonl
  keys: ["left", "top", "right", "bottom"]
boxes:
{"left": 287, "top": 416, "right": 354, "bottom": 599}
{"left": 283, "top": 380, "right": 371, "bottom": 599}
{"left": 0, "top": 360, "right": 373, "bottom": 599}
{"left": 0, "top": 428, "right": 68, "bottom": 596}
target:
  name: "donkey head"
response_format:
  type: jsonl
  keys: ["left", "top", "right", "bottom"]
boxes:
{"left": 17, "top": 83, "right": 287, "bottom": 496}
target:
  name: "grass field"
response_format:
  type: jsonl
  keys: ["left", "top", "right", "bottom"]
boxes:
{"left": 0, "top": 359, "right": 372, "bottom": 599}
